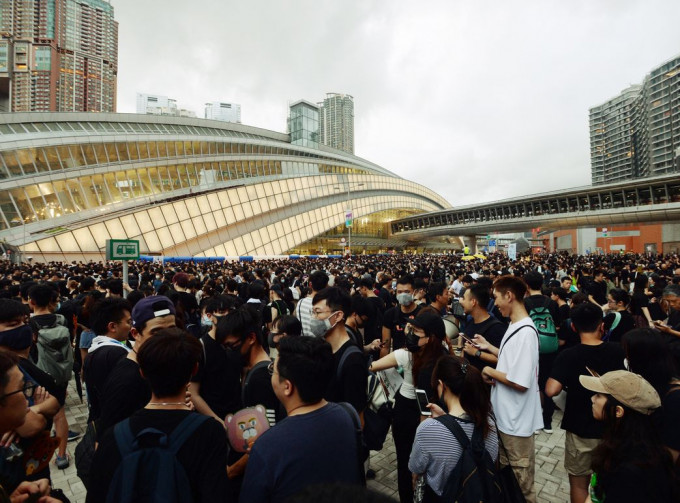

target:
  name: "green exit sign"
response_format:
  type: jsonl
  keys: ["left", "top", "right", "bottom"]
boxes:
{"left": 106, "top": 239, "right": 140, "bottom": 260}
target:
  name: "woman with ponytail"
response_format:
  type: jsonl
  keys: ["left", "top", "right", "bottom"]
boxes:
{"left": 408, "top": 355, "right": 498, "bottom": 502}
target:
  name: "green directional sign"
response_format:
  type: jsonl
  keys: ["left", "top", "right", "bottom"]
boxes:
{"left": 106, "top": 239, "right": 140, "bottom": 260}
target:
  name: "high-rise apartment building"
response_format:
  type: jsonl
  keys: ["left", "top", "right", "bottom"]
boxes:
{"left": 204, "top": 102, "right": 241, "bottom": 123}
{"left": 288, "top": 100, "right": 319, "bottom": 148}
{"left": 136, "top": 93, "right": 196, "bottom": 118}
{"left": 589, "top": 85, "right": 641, "bottom": 184}
{"left": 590, "top": 54, "right": 680, "bottom": 184}
{"left": 0, "top": 0, "right": 118, "bottom": 113}
{"left": 319, "top": 93, "right": 354, "bottom": 154}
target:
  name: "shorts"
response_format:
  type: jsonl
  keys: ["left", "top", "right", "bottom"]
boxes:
{"left": 564, "top": 431, "right": 600, "bottom": 477}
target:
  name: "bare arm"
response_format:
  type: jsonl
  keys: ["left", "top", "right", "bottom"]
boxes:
{"left": 481, "top": 366, "right": 528, "bottom": 392}
{"left": 379, "top": 326, "right": 391, "bottom": 358}
{"left": 545, "top": 377, "right": 563, "bottom": 398}
{"left": 369, "top": 352, "right": 398, "bottom": 372}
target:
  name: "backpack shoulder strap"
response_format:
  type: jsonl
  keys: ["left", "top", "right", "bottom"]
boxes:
{"left": 168, "top": 413, "right": 210, "bottom": 455}
{"left": 113, "top": 418, "right": 136, "bottom": 458}
{"left": 336, "top": 344, "right": 363, "bottom": 380}
{"left": 337, "top": 402, "right": 366, "bottom": 487}
{"left": 498, "top": 324, "right": 538, "bottom": 356}
{"left": 434, "top": 414, "right": 471, "bottom": 450}
{"left": 242, "top": 361, "right": 271, "bottom": 405}
{"left": 610, "top": 311, "right": 622, "bottom": 332}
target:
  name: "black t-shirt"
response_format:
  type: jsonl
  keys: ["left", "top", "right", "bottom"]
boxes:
{"left": 325, "top": 339, "right": 367, "bottom": 414}
{"left": 262, "top": 300, "right": 290, "bottom": 325}
{"left": 630, "top": 291, "right": 649, "bottom": 316}
{"left": 242, "top": 361, "right": 283, "bottom": 423}
{"left": 558, "top": 318, "right": 580, "bottom": 349}
{"left": 87, "top": 409, "right": 229, "bottom": 503}
{"left": 524, "top": 295, "right": 561, "bottom": 327}
{"left": 589, "top": 280, "right": 608, "bottom": 305}
{"left": 364, "top": 296, "right": 386, "bottom": 346}
{"left": 378, "top": 287, "right": 393, "bottom": 310}
{"left": 383, "top": 304, "right": 422, "bottom": 351}
{"left": 662, "top": 385, "right": 680, "bottom": 452}
{"left": 83, "top": 344, "right": 128, "bottom": 422}
{"left": 557, "top": 304, "right": 570, "bottom": 328}
{"left": 603, "top": 310, "right": 636, "bottom": 343}
{"left": 98, "top": 358, "right": 151, "bottom": 441}
{"left": 463, "top": 316, "right": 506, "bottom": 371}
{"left": 191, "top": 334, "right": 243, "bottom": 420}
{"left": 550, "top": 343, "right": 625, "bottom": 438}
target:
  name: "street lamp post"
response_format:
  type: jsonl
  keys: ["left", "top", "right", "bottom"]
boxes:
{"left": 334, "top": 182, "right": 364, "bottom": 256}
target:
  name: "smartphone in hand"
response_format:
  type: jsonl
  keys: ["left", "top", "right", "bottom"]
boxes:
{"left": 415, "top": 389, "right": 432, "bottom": 416}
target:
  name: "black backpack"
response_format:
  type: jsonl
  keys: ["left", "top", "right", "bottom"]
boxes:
{"left": 435, "top": 414, "right": 502, "bottom": 503}
{"left": 106, "top": 413, "right": 208, "bottom": 503}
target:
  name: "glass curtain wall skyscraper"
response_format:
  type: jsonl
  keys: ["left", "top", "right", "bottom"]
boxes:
{"left": 0, "top": 0, "right": 118, "bottom": 113}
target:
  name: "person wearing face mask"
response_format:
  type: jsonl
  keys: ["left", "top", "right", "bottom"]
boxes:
{"left": 345, "top": 296, "right": 382, "bottom": 355}
{"left": 369, "top": 312, "right": 448, "bottom": 503}
{"left": 0, "top": 299, "right": 63, "bottom": 493}
{"left": 219, "top": 308, "right": 281, "bottom": 499}
{"left": 380, "top": 275, "right": 422, "bottom": 359}
{"left": 189, "top": 295, "right": 241, "bottom": 427}
{"left": 268, "top": 315, "right": 302, "bottom": 358}
{"left": 311, "top": 288, "right": 368, "bottom": 422}
{"left": 545, "top": 303, "right": 625, "bottom": 503}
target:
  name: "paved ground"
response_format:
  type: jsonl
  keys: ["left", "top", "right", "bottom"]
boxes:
{"left": 51, "top": 380, "right": 570, "bottom": 503}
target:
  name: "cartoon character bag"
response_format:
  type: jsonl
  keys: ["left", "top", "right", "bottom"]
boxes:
{"left": 225, "top": 405, "right": 270, "bottom": 453}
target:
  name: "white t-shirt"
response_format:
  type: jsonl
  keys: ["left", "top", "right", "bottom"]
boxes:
{"left": 491, "top": 317, "right": 543, "bottom": 437}
{"left": 394, "top": 349, "right": 416, "bottom": 399}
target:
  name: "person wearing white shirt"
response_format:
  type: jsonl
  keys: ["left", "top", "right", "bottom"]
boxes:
{"left": 471, "top": 275, "right": 543, "bottom": 503}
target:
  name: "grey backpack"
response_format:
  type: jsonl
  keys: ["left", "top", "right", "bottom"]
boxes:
{"left": 31, "top": 314, "right": 74, "bottom": 387}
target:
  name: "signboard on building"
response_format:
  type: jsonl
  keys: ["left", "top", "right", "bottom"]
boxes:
{"left": 507, "top": 243, "right": 517, "bottom": 260}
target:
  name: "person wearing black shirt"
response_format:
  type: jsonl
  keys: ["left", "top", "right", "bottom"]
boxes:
{"left": 313, "top": 288, "right": 367, "bottom": 418}
{"left": 546, "top": 303, "right": 625, "bottom": 503}
{"left": 97, "top": 296, "right": 176, "bottom": 441}
{"left": 82, "top": 298, "right": 132, "bottom": 423}
{"left": 459, "top": 284, "right": 506, "bottom": 371}
{"left": 524, "top": 272, "right": 562, "bottom": 432}
{"left": 381, "top": 275, "right": 421, "bottom": 358}
{"left": 588, "top": 270, "right": 609, "bottom": 307}
{"left": 88, "top": 328, "right": 228, "bottom": 503}
{"left": 189, "top": 296, "right": 242, "bottom": 425}
{"left": 219, "top": 308, "right": 281, "bottom": 497}
{"left": 603, "top": 289, "right": 636, "bottom": 343}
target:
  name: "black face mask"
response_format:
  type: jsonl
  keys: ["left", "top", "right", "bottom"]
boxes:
{"left": 405, "top": 329, "right": 421, "bottom": 353}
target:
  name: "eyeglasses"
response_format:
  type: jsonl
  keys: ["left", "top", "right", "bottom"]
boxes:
{"left": 0, "top": 383, "right": 37, "bottom": 401}
{"left": 311, "top": 309, "right": 331, "bottom": 319}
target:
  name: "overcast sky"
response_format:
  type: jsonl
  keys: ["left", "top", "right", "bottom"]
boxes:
{"left": 113, "top": 0, "right": 680, "bottom": 207}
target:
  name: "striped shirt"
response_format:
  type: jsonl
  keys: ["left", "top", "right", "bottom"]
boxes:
{"left": 297, "top": 296, "right": 314, "bottom": 337}
{"left": 408, "top": 415, "right": 499, "bottom": 496}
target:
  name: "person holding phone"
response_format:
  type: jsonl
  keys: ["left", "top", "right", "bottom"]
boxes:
{"left": 409, "top": 355, "right": 498, "bottom": 502}
{"left": 369, "top": 313, "right": 448, "bottom": 503}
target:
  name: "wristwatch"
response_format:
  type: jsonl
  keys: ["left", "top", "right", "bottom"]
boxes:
{"left": 474, "top": 349, "right": 482, "bottom": 358}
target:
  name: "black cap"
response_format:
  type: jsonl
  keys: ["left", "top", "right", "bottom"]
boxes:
{"left": 409, "top": 312, "right": 446, "bottom": 341}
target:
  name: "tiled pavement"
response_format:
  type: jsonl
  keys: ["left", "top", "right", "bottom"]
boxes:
{"left": 52, "top": 380, "right": 570, "bottom": 503}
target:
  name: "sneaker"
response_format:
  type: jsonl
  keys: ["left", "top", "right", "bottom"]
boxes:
{"left": 67, "top": 430, "right": 82, "bottom": 442}
{"left": 366, "top": 468, "right": 376, "bottom": 480}
{"left": 543, "top": 428, "right": 554, "bottom": 434}
{"left": 55, "top": 454, "right": 69, "bottom": 470}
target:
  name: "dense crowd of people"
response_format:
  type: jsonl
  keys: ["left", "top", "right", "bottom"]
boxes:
{"left": 0, "top": 250, "right": 678, "bottom": 502}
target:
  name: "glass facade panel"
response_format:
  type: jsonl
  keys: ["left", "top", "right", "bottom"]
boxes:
{"left": 89, "top": 222, "right": 111, "bottom": 248}
{"left": 116, "top": 143, "right": 130, "bottom": 163}
{"left": 213, "top": 210, "right": 226, "bottom": 227}
{"left": 52, "top": 180, "right": 76, "bottom": 215}
{"left": 0, "top": 191, "right": 21, "bottom": 226}
{"left": 138, "top": 142, "right": 150, "bottom": 160}
{"left": 135, "top": 211, "right": 154, "bottom": 233}
{"left": 2, "top": 152, "right": 23, "bottom": 176}
{"left": 143, "top": 231, "right": 161, "bottom": 252}
{"left": 72, "top": 228, "right": 97, "bottom": 251}
{"left": 127, "top": 143, "right": 139, "bottom": 161}
{"left": 156, "top": 141, "right": 167, "bottom": 158}
{"left": 106, "top": 143, "right": 119, "bottom": 164}
{"left": 16, "top": 149, "right": 36, "bottom": 174}
{"left": 156, "top": 226, "right": 174, "bottom": 248}
{"left": 119, "top": 215, "right": 141, "bottom": 237}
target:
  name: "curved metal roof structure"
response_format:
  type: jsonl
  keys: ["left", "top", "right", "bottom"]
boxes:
{"left": 0, "top": 113, "right": 450, "bottom": 261}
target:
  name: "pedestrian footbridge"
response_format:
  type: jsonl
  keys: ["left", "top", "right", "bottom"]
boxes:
{"left": 390, "top": 174, "right": 680, "bottom": 239}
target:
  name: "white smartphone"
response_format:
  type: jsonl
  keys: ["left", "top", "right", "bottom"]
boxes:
{"left": 415, "top": 389, "right": 431, "bottom": 416}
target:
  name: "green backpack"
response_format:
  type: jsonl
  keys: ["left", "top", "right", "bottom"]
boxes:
{"left": 528, "top": 301, "right": 558, "bottom": 354}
